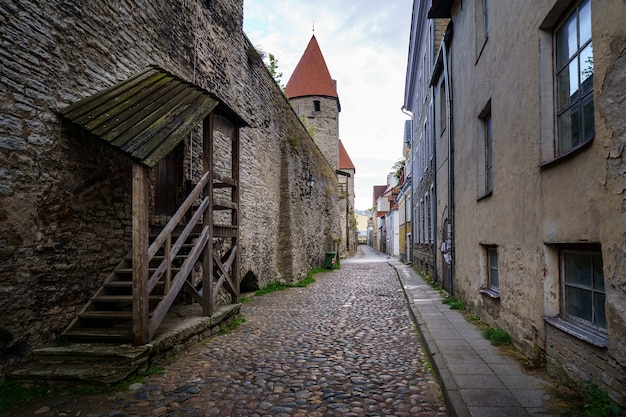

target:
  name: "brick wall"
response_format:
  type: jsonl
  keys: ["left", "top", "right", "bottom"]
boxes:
{"left": 0, "top": 0, "right": 340, "bottom": 376}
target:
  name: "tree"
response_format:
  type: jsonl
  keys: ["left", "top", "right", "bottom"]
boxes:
{"left": 267, "top": 53, "right": 284, "bottom": 90}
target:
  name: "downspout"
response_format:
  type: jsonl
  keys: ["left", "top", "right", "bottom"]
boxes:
{"left": 430, "top": 86, "right": 438, "bottom": 285}
{"left": 441, "top": 29, "right": 454, "bottom": 293}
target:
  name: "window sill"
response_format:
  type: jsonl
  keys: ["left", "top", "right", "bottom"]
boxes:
{"left": 544, "top": 316, "right": 607, "bottom": 348}
{"left": 479, "top": 287, "right": 500, "bottom": 299}
{"left": 539, "top": 138, "right": 594, "bottom": 170}
{"left": 477, "top": 190, "right": 493, "bottom": 202}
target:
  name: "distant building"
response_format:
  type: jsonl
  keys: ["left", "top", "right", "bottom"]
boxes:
{"left": 286, "top": 35, "right": 357, "bottom": 256}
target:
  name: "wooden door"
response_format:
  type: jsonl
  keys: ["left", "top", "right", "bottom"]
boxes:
{"left": 154, "top": 143, "right": 184, "bottom": 216}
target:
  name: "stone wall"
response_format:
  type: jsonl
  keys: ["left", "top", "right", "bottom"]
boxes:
{"left": 0, "top": 0, "right": 340, "bottom": 376}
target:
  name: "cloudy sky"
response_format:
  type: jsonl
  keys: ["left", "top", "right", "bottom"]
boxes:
{"left": 243, "top": 0, "right": 413, "bottom": 211}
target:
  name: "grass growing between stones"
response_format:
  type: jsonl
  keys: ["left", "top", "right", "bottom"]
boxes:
{"left": 0, "top": 364, "right": 166, "bottom": 413}
{"left": 545, "top": 363, "right": 621, "bottom": 417}
{"left": 441, "top": 294, "right": 466, "bottom": 310}
{"left": 254, "top": 268, "right": 324, "bottom": 296}
{"left": 482, "top": 327, "right": 512, "bottom": 346}
{"left": 0, "top": 380, "right": 54, "bottom": 414}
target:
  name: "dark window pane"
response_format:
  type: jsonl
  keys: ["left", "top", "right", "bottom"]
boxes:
{"left": 556, "top": 14, "right": 577, "bottom": 69}
{"left": 593, "top": 254, "right": 604, "bottom": 290}
{"left": 558, "top": 105, "right": 581, "bottom": 154}
{"left": 565, "top": 286, "right": 592, "bottom": 322}
{"left": 564, "top": 252, "right": 592, "bottom": 286}
{"left": 582, "top": 93, "right": 595, "bottom": 142}
{"left": 594, "top": 292, "right": 606, "bottom": 328}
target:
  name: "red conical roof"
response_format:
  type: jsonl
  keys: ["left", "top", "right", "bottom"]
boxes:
{"left": 285, "top": 35, "right": 339, "bottom": 99}
{"left": 339, "top": 140, "right": 355, "bottom": 171}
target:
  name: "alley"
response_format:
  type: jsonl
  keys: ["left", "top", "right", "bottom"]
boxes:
{"left": 8, "top": 246, "right": 448, "bottom": 417}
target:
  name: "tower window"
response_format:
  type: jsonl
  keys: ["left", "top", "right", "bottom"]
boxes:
{"left": 314, "top": 100, "right": 321, "bottom": 112}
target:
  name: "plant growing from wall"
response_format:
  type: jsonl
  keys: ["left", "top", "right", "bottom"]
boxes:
{"left": 267, "top": 53, "right": 284, "bottom": 90}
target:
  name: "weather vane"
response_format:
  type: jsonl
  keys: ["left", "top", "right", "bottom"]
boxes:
{"left": 312, "top": 20, "right": 315, "bottom": 34}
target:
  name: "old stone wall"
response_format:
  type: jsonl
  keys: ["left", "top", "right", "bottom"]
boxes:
{"left": 0, "top": 0, "right": 340, "bottom": 376}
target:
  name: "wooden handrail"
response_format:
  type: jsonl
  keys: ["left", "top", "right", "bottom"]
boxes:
{"left": 147, "top": 196, "right": 210, "bottom": 293}
{"left": 148, "top": 171, "right": 210, "bottom": 259}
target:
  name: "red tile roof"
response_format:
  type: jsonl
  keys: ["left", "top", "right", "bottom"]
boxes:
{"left": 285, "top": 35, "right": 339, "bottom": 99}
{"left": 373, "top": 185, "right": 387, "bottom": 204}
{"left": 338, "top": 140, "right": 355, "bottom": 171}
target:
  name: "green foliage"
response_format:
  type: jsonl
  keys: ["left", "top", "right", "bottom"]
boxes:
{"left": 482, "top": 327, "right": 512, "bottom": 346}
{"left": 220, "top": 316, "right": 246, "bottom": 334}
{"left": 267, "top": 53, "right": 284, "bottom": 89}
{"left": 582, "top": 380, "right": 620, "bottom": 417}
{"left": 466, "top": 313, "right": 481, "bottom": 323}
{"left": 255, "top": 270, "right": 319, "bottom": 296}
{"left": 442, "top": 295, "right": 466, "bottom": 310}
{"left": 420, "top": 273, "right": 441, "bottom": 291}
{"left": 523, "top": 343, "right": 546, "bottom": 370}
{"left": 549, "top": 364, "right": 621, "bottom": 417}
{"left": 0, "top": 380, "right": 55, "bottom": 413}
{"left": 392, "top": 159, "right": 405, "bottom": 183}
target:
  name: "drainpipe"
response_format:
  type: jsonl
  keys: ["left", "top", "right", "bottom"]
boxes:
{"left": 441, "top": 29, "right": 454, "bottom": 293}
{"left": 430, "top": 86, "right": 438, "bottom": 285}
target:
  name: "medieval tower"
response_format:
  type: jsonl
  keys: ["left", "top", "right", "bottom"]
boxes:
{"left": 285, "top": 35, "right": 340, "bottom": 171}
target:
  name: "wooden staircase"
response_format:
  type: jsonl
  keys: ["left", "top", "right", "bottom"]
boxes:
{"left": 62, "top": 228, "right": 202, "bottom": 343}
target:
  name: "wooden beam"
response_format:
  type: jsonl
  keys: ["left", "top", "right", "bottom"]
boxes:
{"left": 132, "top": 163, "right": 149, "bottom": 345}
{"left": 202, "top": 115, "right": 214, "bottom": 317}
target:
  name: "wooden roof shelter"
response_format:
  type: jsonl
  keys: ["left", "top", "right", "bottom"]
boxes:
{"left": 59, "top": 66, "right": 246, "bottom": 345}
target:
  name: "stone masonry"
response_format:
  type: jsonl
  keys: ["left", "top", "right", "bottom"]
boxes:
{"left": 0, "top": 0, "right": 341, "bottom": 377}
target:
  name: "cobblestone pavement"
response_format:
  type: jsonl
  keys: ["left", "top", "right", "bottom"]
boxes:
{"left": 8, "top": 251, "right": 448, "bottom": 417}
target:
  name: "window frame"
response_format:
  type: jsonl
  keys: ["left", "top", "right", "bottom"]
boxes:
{"left": 477, "top": 100, "right": 493, "bottom": 199}
{"left": 487, "top": 246, "right": 499, "bottom": 291}
{"left": 553, "top": 0, "right": 594, "bottom": 157}
{"left": 560, "top": 245, "right": 607, "bottom": 334}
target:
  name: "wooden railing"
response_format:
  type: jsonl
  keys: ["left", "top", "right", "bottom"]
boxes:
{"left": 133, "top": 171, "right": 211, "bottom": 343}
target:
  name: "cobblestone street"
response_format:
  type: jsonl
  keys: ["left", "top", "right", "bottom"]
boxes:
{"left": 7, "top": 247, "right": 448, "bottom": 417}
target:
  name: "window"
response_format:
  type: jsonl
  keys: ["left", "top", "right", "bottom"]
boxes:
{"left": 484, "top": 114, "right": 493, "bottom": 193}
{"left": 475, "top": 0, "right": 489, "bottom": 61}
{"left": 487, "top": 246, "right": 499, "bottom": 290}
{"left": 478, "top": 100, "right": 493, "bottom": 198}
{"left": 439, "top": 80, "right": 446, "bottom": 135}
{"left": 555, "top": 0, "right": 594, "bottom": 155}
{"left": 313, "top": 100, "right": 321, "bottom": 112}
{"left": 561, "top": 246, "right": 606, "bottom": 331}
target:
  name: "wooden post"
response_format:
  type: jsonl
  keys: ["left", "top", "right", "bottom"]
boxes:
{"left": 231, "top": 125, "right": 240, "bottom": 304}
{"left": 132, "top": 163, "right": 150, "bottom": 345}
{"left": 202, "top": 116, "right": 214, "bottom": 316}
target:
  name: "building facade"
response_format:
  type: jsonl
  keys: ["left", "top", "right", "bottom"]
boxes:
{"left": 403, "top": 1, "right": 449, "bottom": 284}
{"left": 409, "top": 0, "right": 626, "bottom": 405}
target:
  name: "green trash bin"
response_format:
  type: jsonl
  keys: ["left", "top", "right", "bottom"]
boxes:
{"left": 324, "top": 251, "right": 337, "bottom": 269}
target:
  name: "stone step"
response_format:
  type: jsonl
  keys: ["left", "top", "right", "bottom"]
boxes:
{"left": 10, "top": 344, "right": 152, "bottom": 386}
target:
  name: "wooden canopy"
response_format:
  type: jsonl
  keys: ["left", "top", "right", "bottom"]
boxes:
{"left": 59, "top": 66, "right": 220, "bottom": 168}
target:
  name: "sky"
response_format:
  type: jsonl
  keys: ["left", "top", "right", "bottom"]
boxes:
{"left": 243, "top": 0, "right": 413, "bottom": 212}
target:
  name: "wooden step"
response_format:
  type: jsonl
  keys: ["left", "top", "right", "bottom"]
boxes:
{"left": 91, "top": 295, "right": 162, "bottom": 303}
{"left": 79, "top": 311, "right": 133, "bottom": 319}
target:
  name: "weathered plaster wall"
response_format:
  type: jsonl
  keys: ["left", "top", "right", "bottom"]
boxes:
{"left": 445, "top": 0, "right": 626, "bottom": 405}
{"left": 0, "top": 0, "right": 340, "bottom": 376}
